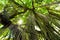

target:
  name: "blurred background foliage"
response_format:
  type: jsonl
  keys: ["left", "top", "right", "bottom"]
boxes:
{"left": 0, "top": 0, "right": 60, "bottom": 40}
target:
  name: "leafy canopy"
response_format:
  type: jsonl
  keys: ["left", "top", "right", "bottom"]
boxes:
{"left": 0, "top": 0, "right": 60, "bottom": 40}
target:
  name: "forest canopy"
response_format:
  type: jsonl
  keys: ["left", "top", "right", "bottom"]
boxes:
{"left": 0, "top": 0, "right": 60, "bottom": 40}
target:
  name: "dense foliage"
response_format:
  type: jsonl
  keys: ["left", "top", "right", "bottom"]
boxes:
{"left": 0, "top": 0, "right": 60, "bottom": 40}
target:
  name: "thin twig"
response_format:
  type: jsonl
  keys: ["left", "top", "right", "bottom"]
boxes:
{"left": 47, "top": 8, "right": 60, "bottom": 13}
{"left": 39, "top": 1, "right": 60, "bottom": 7}
{"left": 20, "top": 0, "right": 25, "bottom": 5}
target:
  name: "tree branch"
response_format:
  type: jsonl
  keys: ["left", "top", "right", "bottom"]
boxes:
{"left": 10, "top": 9, "right": 27, "bottom": 19}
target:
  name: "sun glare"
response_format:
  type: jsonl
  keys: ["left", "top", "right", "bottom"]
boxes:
{"left": 17, "top": 19, "right": 23, "bottom": 25}
{"left": 35, "top": 25, "right": 41, "bottom": 31}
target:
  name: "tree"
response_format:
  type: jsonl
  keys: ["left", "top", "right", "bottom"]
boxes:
{"left": 0, "top": 0, "right": 60, "bottom": 40}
